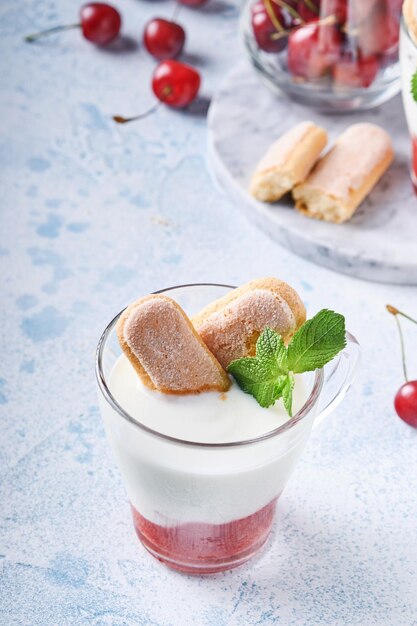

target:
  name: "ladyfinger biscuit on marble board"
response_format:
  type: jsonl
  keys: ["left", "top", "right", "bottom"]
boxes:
{"left": 292, "top": 123, "right": 394, "bottom": 224}
{"left": 192, "top": 278, "right": 306, "bottom": 369}
{"left": 250, "top": 122, "right": 328, "bottom": 202}
{"left": 117, "top": 295, "right": 230, "bottom": 394}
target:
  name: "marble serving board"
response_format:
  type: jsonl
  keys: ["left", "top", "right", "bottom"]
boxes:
{"left": 207, "top": 62, "right": 417, "bottom": 285}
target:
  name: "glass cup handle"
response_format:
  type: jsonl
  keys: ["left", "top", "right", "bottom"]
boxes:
{"left": 313, "top": 331, "right": 360, "bottom": 429}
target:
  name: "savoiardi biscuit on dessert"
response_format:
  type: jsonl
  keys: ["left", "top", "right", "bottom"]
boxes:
{"left": 292, "top": 123, "right": 394, "bottom": 224}
{"left": 249, "top": 122, "right": 328, "bottom": 202}
{"left": 192, "top": 278, "right": 306, "bottom": 369}
{"left": 117, "top": 294, "right": 230, "bottom": 394}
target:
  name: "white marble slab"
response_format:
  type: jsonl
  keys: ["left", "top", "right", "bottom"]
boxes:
{"left": 208, "top": 61, "right": 417, "bottom": 285}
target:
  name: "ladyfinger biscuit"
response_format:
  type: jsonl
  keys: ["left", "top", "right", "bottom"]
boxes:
{"left": 292, "top": 123, "right": 394, "bottom": 224}
{"left": 250, "top": 122, "right": 328, "bottom": 202}
{"left": 192, "top": 278, "right": 306, "bottom": 369}
{"left": 117, "top": 295, "right": 230, "bottom": 394}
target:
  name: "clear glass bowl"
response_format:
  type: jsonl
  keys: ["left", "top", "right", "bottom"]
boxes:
{"left": 241, "top": 0, "right": 403, "bottom": 111}
{"left": 96, "top": 284, "right": 360, "bottom": 574}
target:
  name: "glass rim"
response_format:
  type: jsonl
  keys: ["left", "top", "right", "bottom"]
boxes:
{"left": 95, "top": 282, "right": 325, "bottom": 449}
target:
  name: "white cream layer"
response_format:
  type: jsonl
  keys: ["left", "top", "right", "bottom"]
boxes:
{"left": 101, "top": 354, "right": 314, "bottom": 524}
{"left": 109, "top": 354, "right": 308, "bottom": 444}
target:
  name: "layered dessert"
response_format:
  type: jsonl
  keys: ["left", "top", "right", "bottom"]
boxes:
{"left": 110, "top": 355, "right": 309, "bottom": 571}
{"left": 98, "top": 279, "right": 346, "bottom": 573}
{"left": 401, "top": 0, "right": 417, "bottom": 190}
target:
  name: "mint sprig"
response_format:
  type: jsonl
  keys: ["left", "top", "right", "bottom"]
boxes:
{"left": 227, "top": 309, "right": 346, "bottom": 416}
{"left": 412, "top": 70, "right": 417, "bottom": 103}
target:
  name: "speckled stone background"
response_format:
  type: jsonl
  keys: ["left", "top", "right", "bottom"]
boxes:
{"left": 1, "top": 1, "right": 417, "bottom": 625}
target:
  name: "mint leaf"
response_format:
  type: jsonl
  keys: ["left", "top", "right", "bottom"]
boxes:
{"left": 228, "top": 311, "right": 346, "bottom": 414}
{"left": 287, "top": 309, "right": 346, "bottom": 373}
{"left": 228, "top": 357, "right": 287, "bottom": 408}
{"left": 282, "top": 374, "right": 294, "bottom": 416}
{"left": 256, "top": 326, "right": 288, "bottom": 373}
{"left": 412, "top": 70, "right": 417, "bottom": 102}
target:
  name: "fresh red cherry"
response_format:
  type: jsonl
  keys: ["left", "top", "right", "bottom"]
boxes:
{"left": 177, "top": 0, "right": 208, "bottom": 5}
{"left": 298, "top": 0, "right": 320, "bottom": 22}
{"left": 288, "top": 20, "right": 341, "bottom": 78}
{"left": 144, "top": 18, "right": 185, "bottom": 60}
{"left": 394, "top": 381, "right": 417, "bottom": 428}
{"left": 333, "top": 55, "right": 379, "bottom": 88}
{"left": 387, "top": 305, "right": 417, "bottom": 428}
{"left": 80, "top": 3, "right": 121, "bottom": 44}
{"left": 152, "top": 60, "right": 200, "bottom": 108}
{"left": 25, "top": 2, "right": 121, "bottom": 45}
{"left": 251, "top": 0, "right": 293, "bottom": 53}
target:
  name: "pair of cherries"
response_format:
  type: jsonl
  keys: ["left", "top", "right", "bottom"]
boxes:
{"left": 25, "top": 2, "right": 202, "bottom": 114}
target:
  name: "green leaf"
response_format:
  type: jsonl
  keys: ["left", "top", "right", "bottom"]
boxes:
{"left": 227, "top": 311, "right": 347, "bottom": 414}
{"left": 412, "top": 70, "right": 417, "bottom": 103}
{"left": 256, "top": 326, "right": 288, "bottom": 373}
{"left": 287, "top": 309, "right": 346, "bottom": 373}
{"left": 281, "top": 374, "right": 294, "bottom": 417}
{"left": 228, "top": 357, "right": 287, "bottom": 408}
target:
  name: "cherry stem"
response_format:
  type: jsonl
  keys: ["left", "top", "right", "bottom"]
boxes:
{"left": 113, "top": 101, "right": 162, "bottom": 125}
{"left": 264, "top": 0, "right": 285, "bottom": 32}
{"left": 395, "top": 315, "right": 408, "bottom": 382}
{"left": 386, "top": 304, "right": 417, "bottom": 327}
{"left": 171, "top": 2, "right": 182, "bottom": 21}
{"left": 270, "top": 13, "right": 337, "bottom": 40}
{"left": 303, "top": 0, "right": 319, "bottom": 12}
{"left": 24, "top": 23, "right": 80, "bottom": 43}
{"left": 386, "top": 305, "right": 416, "bottom": 382}
{"left": 271, "top": 0, "right": 304, "bottom": 21}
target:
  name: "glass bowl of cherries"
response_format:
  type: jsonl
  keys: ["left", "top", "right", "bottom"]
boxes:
{"left": 241, "top": 0, "right": 403, "bottom": 111}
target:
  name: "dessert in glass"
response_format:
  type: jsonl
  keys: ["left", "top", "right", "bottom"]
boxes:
{"left": 241, "top": 0, "right": 403, "bottom": 111}
{"left": 96, "top": 281, "right": 359, "bottom": 574}
{"left": 400, "top": 0, "right": 417, "bottom": 191}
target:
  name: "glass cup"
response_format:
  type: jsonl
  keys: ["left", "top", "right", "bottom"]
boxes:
{"left": 400, "top": 15, "right": 417, "bottom": 191}
{"left": 96, "top": 284, "right": 359, "bottom": 574}
{"left": 241, "top": 0, "right": 403, "bottom": 111}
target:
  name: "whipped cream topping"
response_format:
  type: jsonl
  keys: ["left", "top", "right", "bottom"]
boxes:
{"left": 109, "top": 354, "right": 309, "bottom": 444}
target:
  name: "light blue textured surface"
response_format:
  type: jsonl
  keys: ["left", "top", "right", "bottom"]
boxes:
{"left": 1, "top": 1, "right": 417, "bottom": 625}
